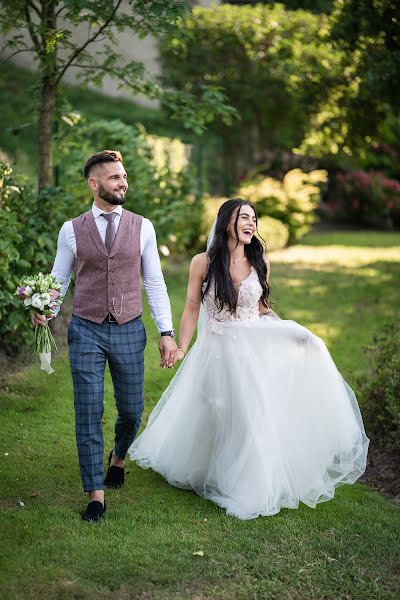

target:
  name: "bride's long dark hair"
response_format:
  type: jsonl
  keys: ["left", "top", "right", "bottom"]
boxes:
{"left": 202, "top": 198, "right": 270, "bottom": 313}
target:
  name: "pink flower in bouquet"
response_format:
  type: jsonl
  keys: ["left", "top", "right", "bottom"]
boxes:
{"left": 17, "top": 287, "right": 26, "bottom": 297}
{"left": 50, "top": 289, "right": 61, "bottom": 301}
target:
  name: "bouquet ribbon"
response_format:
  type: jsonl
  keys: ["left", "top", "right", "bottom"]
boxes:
{"left": 39, "top": 352, "right": 54, "bottom": 375}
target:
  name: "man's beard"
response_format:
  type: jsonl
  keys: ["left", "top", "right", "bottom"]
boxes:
{"left": 98, "top": 184, "right": 126, "bottom": 206}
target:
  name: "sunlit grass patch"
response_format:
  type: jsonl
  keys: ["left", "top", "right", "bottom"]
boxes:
{"left": 302, "top": 231, "right": 400, "bottom": 248}
{"left": 271, "top": 245, "right": 400, "bottom": 268}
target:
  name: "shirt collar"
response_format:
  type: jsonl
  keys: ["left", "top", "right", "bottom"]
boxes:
{"left": 92, "top": 202, "right": 122, "bottom": 219}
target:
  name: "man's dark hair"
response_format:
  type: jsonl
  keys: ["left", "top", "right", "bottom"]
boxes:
{"left": 83, "top": 150, "right": 123, "bottom": 180}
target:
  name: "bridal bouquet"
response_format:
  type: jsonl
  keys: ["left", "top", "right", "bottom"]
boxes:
{"left": 15, "top": 273, "right": 63, "bottom": 374}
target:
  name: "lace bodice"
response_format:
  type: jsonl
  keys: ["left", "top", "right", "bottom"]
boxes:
{"left": 203, "top": 267, "right": 262, "bottom": 333}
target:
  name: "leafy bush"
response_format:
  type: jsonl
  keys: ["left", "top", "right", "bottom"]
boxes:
{"left": 256, "top": 216, "right": 289, "bottom": 252}
{"left": 358, "top": 325, "right": 400, "bottom": 450}
{"left": 0, "top": 164, "right": 78, "bottom": 353}
{"left": 201, "top": 195, "right": 289, "bottom": 251}
{"left": 239, "top": 169, "right": 327, "bottom": 242}
{"left": 331, "top": 170, "right": 400, "bottom": 228}
{"left": 57, "top": 116, "right": 202, "bottom": 256}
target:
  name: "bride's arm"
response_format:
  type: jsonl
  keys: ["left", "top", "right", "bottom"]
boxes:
{"left": 175, "top": 253, "right": 208, "bottom": 360}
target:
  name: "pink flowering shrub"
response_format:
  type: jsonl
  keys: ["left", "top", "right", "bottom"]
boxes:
{"left": 332, "top": 170, "right": 400, "bottom": 227}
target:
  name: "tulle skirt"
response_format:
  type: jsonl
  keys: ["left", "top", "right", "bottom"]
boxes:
{"left": 128, "top": 313, "right": 369, "bottom": 520}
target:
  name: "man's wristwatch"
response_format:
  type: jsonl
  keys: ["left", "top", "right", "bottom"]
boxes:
{"left": 160, "top": 329, "right": 175, "bottom": 339}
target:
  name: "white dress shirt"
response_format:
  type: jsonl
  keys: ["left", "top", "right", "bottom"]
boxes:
{"left": 51, "top": 203, "right": 173, "bottom": 332}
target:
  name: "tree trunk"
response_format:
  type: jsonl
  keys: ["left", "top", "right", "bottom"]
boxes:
{"left": 36, "top": 0, "right": 57, "bottom": 191}
{"left": 38, "top": 77, "right": 56, "bottom": 190}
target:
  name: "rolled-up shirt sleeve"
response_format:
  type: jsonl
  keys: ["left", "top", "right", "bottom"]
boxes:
{"left": 50, "top": 222, "right": 74, "bottom": 316}
{"left": 141, "top": 219, "right": 173, "bottom": 333}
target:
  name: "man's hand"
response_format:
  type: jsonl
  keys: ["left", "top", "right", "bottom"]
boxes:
{"left": 159, "top": 336, "right": 178, "bottom": 368}
{"left": 31, "top": 313, "right": 47, "bottom": 327}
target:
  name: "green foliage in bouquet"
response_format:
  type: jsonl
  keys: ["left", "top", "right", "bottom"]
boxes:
{"left": 201, "top": 195, "right": 289, "bottom": 252}
{"left": 358, "top": 324, "right": 400, "bottom": 450}
{"left": 239, "top": 169, "right": 327, "bottom": 242}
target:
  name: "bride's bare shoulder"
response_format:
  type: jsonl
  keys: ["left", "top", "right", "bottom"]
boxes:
{"left": 190, "top": 252, "right": 209, "bottom": 277}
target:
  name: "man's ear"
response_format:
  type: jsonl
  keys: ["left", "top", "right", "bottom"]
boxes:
{"left": 87, "top": 176, "right": 98, "bottom": 192}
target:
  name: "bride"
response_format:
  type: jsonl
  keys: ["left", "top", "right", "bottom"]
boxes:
{"left": 128, "top": 198, "right": 369, "bottom": 520}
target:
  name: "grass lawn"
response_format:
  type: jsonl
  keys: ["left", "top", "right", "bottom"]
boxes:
{"left": 0, "top": 231, "right": 399, "bottom": 599}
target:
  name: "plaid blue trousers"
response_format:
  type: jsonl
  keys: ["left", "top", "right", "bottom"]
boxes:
{"left": 68, "top": 315, "right": 146, "bottom": 492}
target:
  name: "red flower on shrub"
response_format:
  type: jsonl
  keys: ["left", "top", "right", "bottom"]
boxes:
{"left": 334, "top": 169, "right": 400, "bottom": 226}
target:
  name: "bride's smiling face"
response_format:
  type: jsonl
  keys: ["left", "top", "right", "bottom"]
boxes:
{"left": 228, "top": 205, "right": 257, "bottom": 245}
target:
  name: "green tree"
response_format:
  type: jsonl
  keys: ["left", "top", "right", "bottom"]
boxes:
{"left": 223, "top": 1, "right": 333, "bottom": 14}
{"left": 0, "top": 0, "right": 236, "bottom": 189}
{"left": 300, "top": 0, "right": 400, "bottom": 162}
{"left": 331, "top": 0, "right": 400, "bottom": 112}
{"left": 161, "top": 4, "right": 338, "bottom": 189}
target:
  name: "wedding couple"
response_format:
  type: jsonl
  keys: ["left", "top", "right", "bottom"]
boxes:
{"left": 33, "top": 150, "right": 369, "bottom": 522}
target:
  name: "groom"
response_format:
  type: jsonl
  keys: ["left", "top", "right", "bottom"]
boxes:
{"left": 32, "top": 150, "right": 177, "bottom": 521}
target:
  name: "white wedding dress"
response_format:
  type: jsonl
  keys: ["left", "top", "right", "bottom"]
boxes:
{"left": 129, "top": 267, "right": 369, "bottom": 519}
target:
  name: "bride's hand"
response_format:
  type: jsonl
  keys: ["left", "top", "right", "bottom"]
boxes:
{"left": 173, "top": 349, "right": 185, "bottom": 365}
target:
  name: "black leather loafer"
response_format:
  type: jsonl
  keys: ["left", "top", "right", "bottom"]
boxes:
{"left": 104, "top": 450, "right": 125, "bottom": 489}
{"left": 81, "top": 500, "right": 106, "bottom": 522}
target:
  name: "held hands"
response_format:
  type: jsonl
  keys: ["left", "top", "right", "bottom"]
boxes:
{"left": 159, "top": 336, "right": 186, "bottom": 368}
{"left": 172, "top": 349, "right": 185, "bottom": 366}
{"left": 168, "top": 348, "right": 185, "bottom": 368}
{"left": 159, "top": 335, "right": 178, "bottom": 368}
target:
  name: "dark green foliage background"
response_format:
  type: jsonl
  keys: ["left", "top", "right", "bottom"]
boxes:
{"left": 359, "top": 325, "right": 400, "bottom": 450}
{"left": 161, "top": 3, "right": 337, "bottom": 188}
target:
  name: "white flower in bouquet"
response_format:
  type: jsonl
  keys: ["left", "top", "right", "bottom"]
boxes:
{"left": 40, "top": 292, "right": 51, "bottom": 304}
{"left": 31, "top": 293, "right": 44, "bottom": 309}
{"left": 15, "top": 273, "right": 63, "bottom": 374}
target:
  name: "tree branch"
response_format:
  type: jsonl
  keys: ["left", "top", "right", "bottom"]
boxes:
{"left": 0, "top": 47, "right": 35, "bottom": 67}
{"left": 55, "top": 3, "right": 67, "bottom": 19}
{"left": 24, "top": 3, "right": 42, "bottom": 55}
{"left": 55, "top": 0, "right": 123, "bottom": 85}
{"left": 66, "top": 62, "right": 144, "bottom": 91}
{"left": 26, "top": 0, "right": 41, "bottom": 20}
